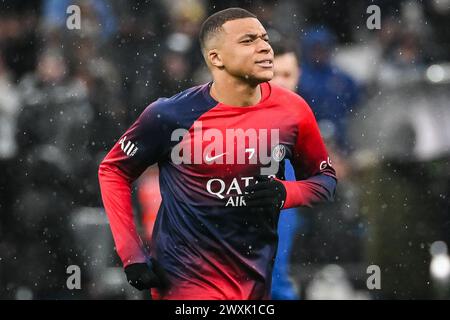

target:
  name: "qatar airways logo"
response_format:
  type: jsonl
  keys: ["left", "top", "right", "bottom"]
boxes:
{"left": 207, "top": 175, "right": 276, "bottom": 207}
{"left": 170, "top": 121, "right": 285, "bottom": 175}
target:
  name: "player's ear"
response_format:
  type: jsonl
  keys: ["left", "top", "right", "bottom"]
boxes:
{"left": 208, "top": 49, "right": 224, "bottom": 68}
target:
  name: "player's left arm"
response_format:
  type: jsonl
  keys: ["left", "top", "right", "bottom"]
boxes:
{"left": 278, "top": 98, "right": 337, "bottom": 209}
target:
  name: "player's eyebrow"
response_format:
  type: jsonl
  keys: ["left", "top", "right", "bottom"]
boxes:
{"left": 238, "top": 32, "right": 269, "bottom": 40}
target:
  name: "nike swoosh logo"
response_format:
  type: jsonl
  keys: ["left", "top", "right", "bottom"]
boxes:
{"left": 205, "top": 152, "right": 227, "bottom": 162}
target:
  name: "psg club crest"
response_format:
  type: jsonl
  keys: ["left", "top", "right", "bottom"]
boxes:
{"left": 272, "top": 144, "right": 286, "bottom": 162}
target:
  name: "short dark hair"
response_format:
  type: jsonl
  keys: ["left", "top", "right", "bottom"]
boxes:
{"left": 199, "top": 8, "right": 257, "bottom": 52}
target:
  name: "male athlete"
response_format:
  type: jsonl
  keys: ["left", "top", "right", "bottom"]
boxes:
{"left": 98, "top": 8, "right": 337, "bottom": 300}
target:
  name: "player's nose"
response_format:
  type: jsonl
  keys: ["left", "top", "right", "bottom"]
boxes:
{"left": 256, "top": 38, "right": 272, "bottom": 53}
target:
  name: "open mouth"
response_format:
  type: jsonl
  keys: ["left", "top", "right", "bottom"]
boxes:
{"left": 255, "top": 59, "right": 273, "bottom": 68}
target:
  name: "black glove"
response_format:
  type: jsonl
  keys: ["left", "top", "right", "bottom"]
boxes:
{"left": 243, "top": 176, "right": 287, "bottom": 209}
{"left": 124, "top": 259, "right": 168, "bottom": 291}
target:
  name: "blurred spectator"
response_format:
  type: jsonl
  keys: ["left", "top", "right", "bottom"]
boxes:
{"left": 108, "top": 0, "right": 170, "bottom": 120}
{"left": 292, "top": 26, "right": 367, "bottom": 298}
{"left": 376, "top": 19, "right": 427, "bottom": 87}
{"left": 17, "top": 48, "right": 93, "bottom": 187}
{"left": 6, "top": 48, "right": 93, "bottom": 298}
{"left": 0, "top": 52, "right": 21, "bottom": 294}
{"left": 423, "top": 0, "right": 450, "bottom": 61}
{"left": 298, "top": 26, "right": 361, "bottom": 152}
{"left": 0, "top": 1, "right": 40, "bottom": 81}
{"left": 0, "top": 52, "right": 20, "bottom": 161}
{"left": 68, "top": 36, "right": 127, "bottom": 205}
{"left": 158, "top": 0, "right": 206, "bottom": 96}
{"left": 42, "top": 0, "right": 117, "bottom": 43}
{"left": 349, "top": 76, "right": 450, "bottom": 298}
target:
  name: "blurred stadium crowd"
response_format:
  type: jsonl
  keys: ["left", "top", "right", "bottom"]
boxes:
{"left": 0, "top": 0, "right": 449, "bottom": 299}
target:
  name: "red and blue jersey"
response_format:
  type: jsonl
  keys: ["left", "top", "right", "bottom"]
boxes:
{"left": 98, "top": 81, "right": 336, "bottom": 299}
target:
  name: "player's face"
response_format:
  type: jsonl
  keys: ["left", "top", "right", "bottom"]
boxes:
{"left": 219, "top": 18, "right": 274, "bottom": 84}
{"left": 271, "top": 52, "right": 300, "bottom": 92}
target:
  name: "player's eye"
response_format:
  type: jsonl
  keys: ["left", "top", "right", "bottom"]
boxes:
{"left": 241, "top": 39, "right": 253, "bottom": 43}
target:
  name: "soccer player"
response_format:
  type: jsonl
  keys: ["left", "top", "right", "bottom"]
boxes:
{"left": 98, "top": 8, "right": 337, "bottom": 300}
{"left": 269, "top": 40, "right": 302, "bottom": 300}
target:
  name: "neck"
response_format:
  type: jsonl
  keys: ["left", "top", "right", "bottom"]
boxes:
{"left": 210, "top": 74, "right": 262, "bottom": 107}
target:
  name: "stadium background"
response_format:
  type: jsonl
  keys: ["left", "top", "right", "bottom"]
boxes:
{"left": 0, "top": 0, "right": 449, "bottom": 299}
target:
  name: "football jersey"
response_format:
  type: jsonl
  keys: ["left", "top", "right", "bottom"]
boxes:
{"left": 98, "top": 81, "right": 336, "bottom": 299}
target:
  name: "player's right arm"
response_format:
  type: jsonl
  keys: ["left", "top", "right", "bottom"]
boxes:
{"left": 98, "top": 100, "right": 166, "bottom": 267}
